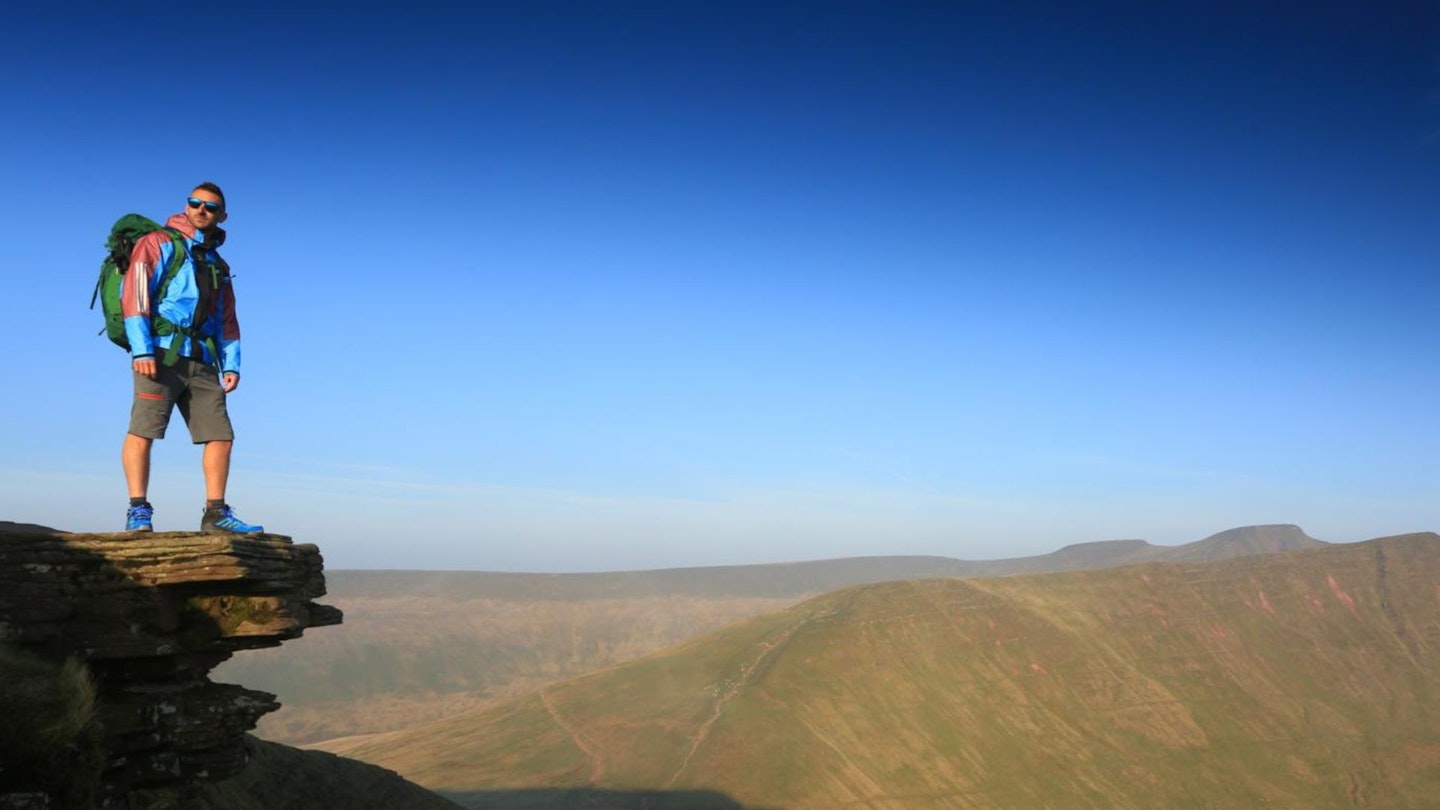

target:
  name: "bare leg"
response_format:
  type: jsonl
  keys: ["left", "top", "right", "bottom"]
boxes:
{"left": 122, "top": 433, "right": 154, "bottom": 499}
{"left": 203, "top": 439, "right": 233, "bottom": 502}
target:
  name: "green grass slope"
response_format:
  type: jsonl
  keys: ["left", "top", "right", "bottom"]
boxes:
{"left": 220, "top": 525, "right": 1322, "bottom": 744}
{"left": 223, "top": 593, "right": 801, "bottom": 743}
{"left": 327, "top": 533, "right": 1440, "bottom": 809}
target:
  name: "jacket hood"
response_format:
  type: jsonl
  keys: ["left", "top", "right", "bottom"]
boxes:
{"left": 165, "top": 213, "right": 227, "bottom": 247}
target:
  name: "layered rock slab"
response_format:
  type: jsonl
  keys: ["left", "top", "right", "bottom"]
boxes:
{"left": 0, "top": 525, "right": 342, "bottom": 802}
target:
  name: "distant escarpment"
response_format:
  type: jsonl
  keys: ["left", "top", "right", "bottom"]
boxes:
{"left": 319, "top": 523, "right": 1326, "bottom": 601}
{"left": 0, "top": 523, "right": 345, "bottom": 808}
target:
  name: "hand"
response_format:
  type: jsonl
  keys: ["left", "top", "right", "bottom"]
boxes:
{"left": 133, "top": 357, "right": 157, "bottom": 379}
{"left": 222, "top": 372, "right": 240, "bottom": 393}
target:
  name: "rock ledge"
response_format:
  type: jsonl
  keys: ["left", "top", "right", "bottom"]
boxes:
{"left": 0, "top": 525, "right": 342, "bottom": 804}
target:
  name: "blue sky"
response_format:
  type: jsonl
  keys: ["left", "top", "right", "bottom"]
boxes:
{"left": 2, "top": 1, "right": 1436, "bottom": 570}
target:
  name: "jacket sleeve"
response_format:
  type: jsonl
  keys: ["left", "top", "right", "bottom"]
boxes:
{"left": 219, "top": 278, "right": 242, "bottom": 375}
{"left": 121, "top": 233, "right": 168, "bottom": 358}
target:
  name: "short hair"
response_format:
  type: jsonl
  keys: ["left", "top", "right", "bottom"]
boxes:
{"left": 193, "top": 181, "right": 226, "bottom": 211}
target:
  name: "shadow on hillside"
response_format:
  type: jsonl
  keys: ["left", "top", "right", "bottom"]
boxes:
{"left": 439, "top": 788, "right": 780, "bottom": 810}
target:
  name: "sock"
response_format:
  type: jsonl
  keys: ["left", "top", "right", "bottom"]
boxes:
{"left": 130, "top": 497, "right": 149, "bottom": 507}
{"left": 206, "top": 499, "right": 226, "bottom": 511}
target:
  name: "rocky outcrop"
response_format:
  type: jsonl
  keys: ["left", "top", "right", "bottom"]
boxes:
{"left": 0, "top": 523, "right": 342, "bottom": 807}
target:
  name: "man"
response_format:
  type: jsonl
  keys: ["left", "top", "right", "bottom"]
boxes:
{"left": 120, "top": 182, "right": 263, "bottom": 534}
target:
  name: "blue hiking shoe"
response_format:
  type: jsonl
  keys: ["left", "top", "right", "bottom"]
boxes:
{"left": 125, "top": 502, "right": 154, "bottom": 532}
{"left": 201, "top": 505, "right": 264, "bottom": 535}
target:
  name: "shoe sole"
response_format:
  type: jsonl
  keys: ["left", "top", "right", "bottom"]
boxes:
{"left": 128, "top": 526, "right": 154, "bottom": 533}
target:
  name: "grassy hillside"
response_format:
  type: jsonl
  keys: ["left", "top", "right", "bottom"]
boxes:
{"left": 325, "top": 533, "right": 1440, "bottom": 809}
{"left": 220, "top": 525, "right": 1322, "bottom": 744}
{"left": 223, "top": 594, "right": 799, "bottom": 743}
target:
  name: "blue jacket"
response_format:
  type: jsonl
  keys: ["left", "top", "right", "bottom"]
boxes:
{"left": 121, "top": 213, "right": 241, "bottom": 374}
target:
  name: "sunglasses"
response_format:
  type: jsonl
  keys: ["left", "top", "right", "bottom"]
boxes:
{"left": 187, "top": 197, "right": 223, "bottom": 213}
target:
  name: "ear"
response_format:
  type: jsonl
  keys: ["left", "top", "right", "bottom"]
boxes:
{"left": 216, "top": 210, "right": 228, "bottom": 224}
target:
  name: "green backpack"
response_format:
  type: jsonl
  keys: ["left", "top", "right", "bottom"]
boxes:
{"left": 90, "top": 214, "right": 207, "bottom": 364}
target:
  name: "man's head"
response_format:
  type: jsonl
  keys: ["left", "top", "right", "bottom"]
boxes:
{"left": 185, "top": 182, "right": 227, "bottom": 233}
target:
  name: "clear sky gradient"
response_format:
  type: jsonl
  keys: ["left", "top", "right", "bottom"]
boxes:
{"left": 2, "top": 2, "right": 1436, "bottom": 570}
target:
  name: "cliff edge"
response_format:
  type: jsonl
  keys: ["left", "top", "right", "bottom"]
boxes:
{"left": 0, "top": 522, "right": 342, "bottom": 807}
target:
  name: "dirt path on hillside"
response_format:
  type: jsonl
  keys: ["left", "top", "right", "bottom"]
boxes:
{"left": 539, "top": 687, "right": 605, "bottom": 783}
{"left": 664, "top": 606, "right": 838, "bottom": 789}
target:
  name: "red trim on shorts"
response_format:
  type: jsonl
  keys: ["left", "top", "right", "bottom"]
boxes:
{"left": 136, "top": 392, "right": 168, "bottom": 401}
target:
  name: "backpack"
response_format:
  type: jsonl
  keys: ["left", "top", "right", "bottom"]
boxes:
{"left": 90, "top": 214, "right": 225, "bottom": 367}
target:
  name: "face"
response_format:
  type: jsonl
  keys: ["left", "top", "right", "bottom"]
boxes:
{"left": 185, "top": 188, "right": 228, "bottom": 232}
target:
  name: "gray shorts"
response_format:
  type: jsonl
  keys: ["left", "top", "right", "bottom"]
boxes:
{"left": 128, "top": 357, "right": 235, "bottom": 444}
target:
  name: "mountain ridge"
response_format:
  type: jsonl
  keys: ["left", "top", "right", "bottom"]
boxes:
{"left": 324, "top": 523, "right": 1325, "bottom": 600}
{"left": 326, "top": 532, "right": 1440, "bottom": 809}
{"left": 218, "top": 524, "right": 1335, "bottom": 744}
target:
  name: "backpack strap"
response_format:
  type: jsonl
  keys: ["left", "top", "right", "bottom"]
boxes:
{"left": 152, "top": 228, "right": 190, "bottom": 307}
{"left": 150, "top": 228, "right": 221, "bottom": 369}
